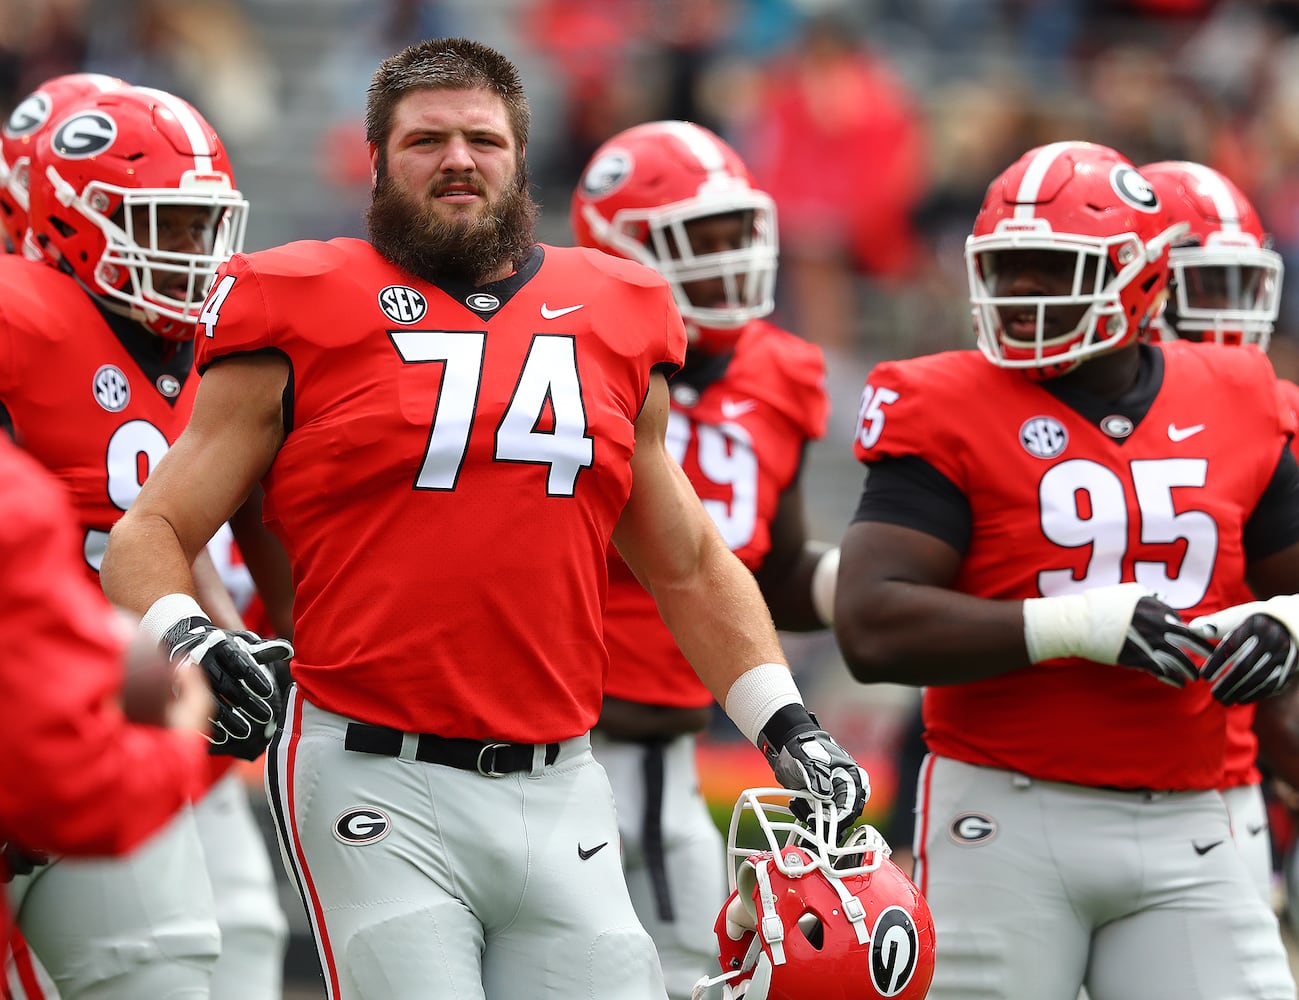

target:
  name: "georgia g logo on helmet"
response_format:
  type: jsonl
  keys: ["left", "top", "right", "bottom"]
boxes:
{"left": 1111, "top": 164, "right": 1160, "bottom": 214}
{"left": 4, "top": 92, "right": 53, "bottom": 139}
{"left": 50, "top": 111, "right": 117, "bottom": 159}
{"left": 580, "top": 149, "right": 632, "bottom": 200}
{"left": 870, "top": 905, "right": 923, "bottom": 997}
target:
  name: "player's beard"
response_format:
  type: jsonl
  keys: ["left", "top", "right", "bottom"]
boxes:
{"left": 367, "top": 160, "right": 538, "bottom": 286}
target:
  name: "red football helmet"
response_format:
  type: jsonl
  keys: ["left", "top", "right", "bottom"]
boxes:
{"left": 571, "top": 120, "right": 777, "bottom": 355}
{"left": 1140, "top": 160, "right": 1283, "bottom": 350}
{"left": 28, "top": 85, "right": 248, "bottom": 340}
{"left": 693, "top": 788, "right": 935, "bottom": 1000}
{"left": 0, "top": 72, "right": 125, "bottom": 255}
{"left": 965, "top": 141, "right": 1184, "bottom": 379}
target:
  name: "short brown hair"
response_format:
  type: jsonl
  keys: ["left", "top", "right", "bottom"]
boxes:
{"left": 365, "top": 37, "right": 531, "bottom": 151}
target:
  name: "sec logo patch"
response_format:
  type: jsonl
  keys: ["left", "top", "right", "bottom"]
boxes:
{"left": 92, "top": 364, "right": 130, "bottom": 412}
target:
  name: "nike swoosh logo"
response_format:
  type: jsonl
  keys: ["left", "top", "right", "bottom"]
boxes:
{"left": 1248, "top": 822, "right": 1268, "bottom": 837}
{"left": 541, "top": 303, "right": 584, "bottom": 319}
{"left": 1193, "top": 839, "right": 1223, "bottom": 856}
{"left": 720, "top": 398, "right": 757, "bottom": 419}
{"left": 1167, "top": 423, "right": 1206, "bottom": 442}
{"left": 577, "top": 841, "right": 608, "bottom": 861}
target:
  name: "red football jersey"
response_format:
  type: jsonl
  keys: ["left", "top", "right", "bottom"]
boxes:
{"left": 0, "top": 436, "right": 205, "bottom": 900}
{"left": 195, "top": 240, "right": 686, "bottom": 741}
{"left": 1161, "top": 358, "right": 1299, "bottom": 789}
{"left": 603, "top": 319, "right": 828, "bottom": 707}
{"left": 854, "top": 342, "right": 1293, "bottom": 790}
{"left": 0, "top": 255, "right": 198, "bottom": 580}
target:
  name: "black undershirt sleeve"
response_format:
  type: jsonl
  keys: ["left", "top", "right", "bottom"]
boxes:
{"left": 851, "top": 455, "right": 973, "bottom": 555}
{"left": 1243, "top": 445, "right": 1299, "bottom": 562}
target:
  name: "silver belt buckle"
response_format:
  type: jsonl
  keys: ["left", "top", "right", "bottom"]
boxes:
{"left": 476, "top": 742, "right": 511, "bottom": 777}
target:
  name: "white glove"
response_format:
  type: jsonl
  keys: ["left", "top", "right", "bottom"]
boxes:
{"left": 1190, "top": 595, "right": 1299, "bottom": 704}
{"left": 1023, "top": 583, "right": 1212, "bottom": 686}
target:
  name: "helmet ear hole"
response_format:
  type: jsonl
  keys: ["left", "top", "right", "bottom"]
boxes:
{"left": 796, "top": 912, "right": 825, "bottom": 950}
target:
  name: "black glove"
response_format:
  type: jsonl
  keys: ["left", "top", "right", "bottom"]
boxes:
{"left": 1118, "top": 596, "right": 1215, "bottom": 687}
{"left": 206, "top": 634, "right": 293, "bottom": 761}
{"left": 163, "top": 618, "right": 293, "bottom": 749}
{"left": 1191, "top": 598, "right": 1299, "bottom": 705}
{"left": 1024, "top": 584, "right": 1211, "bottom": 684}
{"left": 759, "top": 705, "right": 870, "bottom": 832}
{"left": 1198, "top": 613, "right": 1298, "bottom": 705}
{"left": 2, "top": 842, "right": 50, "bottom": 883}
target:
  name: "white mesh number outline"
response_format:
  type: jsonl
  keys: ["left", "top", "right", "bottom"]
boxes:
{"left": 85, "top": 418, "right": 171, "bottom": 571}
{"left": 1038, "top": 457, "right": 1216, "bottom": 609}
{"left": 665, "top": 410, "right": 758, "bottom": 549}
{"left": 856, "top": 383, "right": 899, "bottom": 450}
{"left": 390, "top": 330, "right": 594, "bottom": 496}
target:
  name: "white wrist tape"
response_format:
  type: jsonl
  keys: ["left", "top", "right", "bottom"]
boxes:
{"left": 1022, "top": 582, "right": 1150, "bottom": 665}
{"left": 139, "top": 593, "right": 207, "bottom": 647}
{"left": 724, "top": 662, "right": 803, "bottom": 746}
{"left": 1190, "top": 594, "right": 1299, "bottom": 640}
{"left": 811, "top": 546, "right": 839, "bottom": 628}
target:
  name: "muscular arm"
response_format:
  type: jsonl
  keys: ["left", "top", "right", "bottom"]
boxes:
{"left": 612, "top": 372, "right": 788, "bottom": 702}
{"left": 833, "top": 519, "right": 1028, "bottom": 686}
{"left": 101, "top": 354, "right": 289, "bottom": 617}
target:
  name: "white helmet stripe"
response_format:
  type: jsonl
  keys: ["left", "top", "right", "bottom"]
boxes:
{"left": 663, "top": 120, "right": 729, "bottom": 180}
{"left": 1013, "top": 141, "right": 1078, "bottom": 220}
{"left": 131, "top": 86, "right": 215, "bottom": 172}
{"left": 83, "top": 74, "right": 123, "bottom": 93}
{"left": 1182, "top": 160, "right": 1242, "bottom": 233}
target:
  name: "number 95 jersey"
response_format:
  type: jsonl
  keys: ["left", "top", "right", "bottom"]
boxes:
{"left": 195, "top": 239, "right": 686, "bottom": 743}
{"left": 852, "top": 341, "right": 1295, "bottom": 790}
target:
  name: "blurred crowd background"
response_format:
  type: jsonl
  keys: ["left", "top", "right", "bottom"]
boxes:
{"left": 7, "top": 0, "right": 1299, "bottom": 985}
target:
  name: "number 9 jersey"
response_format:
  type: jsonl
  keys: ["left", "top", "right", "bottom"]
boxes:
{"left": 0, "top": 254, "right": 198, "bottom": 579}
{"left": 852, "top": 340, "right": 1297, "bottom": 790}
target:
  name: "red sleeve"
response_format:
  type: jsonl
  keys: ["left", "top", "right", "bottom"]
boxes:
{"left": 0, "top": 440, "right": 206, "bottom": 857}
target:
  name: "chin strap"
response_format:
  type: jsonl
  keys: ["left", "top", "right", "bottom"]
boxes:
{"left": 751, "top": 858, "right": 787, "bottom": 966}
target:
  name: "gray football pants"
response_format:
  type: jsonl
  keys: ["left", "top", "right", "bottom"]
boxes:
{"left": 5, "top": 806, "right": 219, "bottom": 1000}
{"left": 590, "top": 731, "right": 728, "bottom": 1000}
{"left": 265, "top": 688, "right": 668, "bottom": 1000}
{"left": 916, "top": 754, "right": 1295, "bottom": 1000}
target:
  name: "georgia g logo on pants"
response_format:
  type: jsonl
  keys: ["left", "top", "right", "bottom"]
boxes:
{"left": 333, "top": 807, "right": 391, "bottom": 845}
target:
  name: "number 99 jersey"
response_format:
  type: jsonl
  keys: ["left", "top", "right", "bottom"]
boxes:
{"left": 604, "top": 319, "right": 828, "bottom": 708}
{"left": 852, "top": 341, "right": 1295, "bottom": 790}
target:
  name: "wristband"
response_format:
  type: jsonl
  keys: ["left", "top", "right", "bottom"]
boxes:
{"left": 758, "top": 702, "right": 819, "bottom": 754}
{"left": 724, "top": 662, "right": 802, "bottom": 746}
{"left": 811, "top": 546, "right": 839, "bottom": 627}
{"left": 139, "top": 593, "right": 207, "bottom": 647}
{"left": 1022, "top": 583, "right": 1149, "bottom": 665}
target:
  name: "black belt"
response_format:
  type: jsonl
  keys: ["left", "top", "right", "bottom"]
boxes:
{"left": 344, "top": 723, "right": 559, "bottom": 777}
